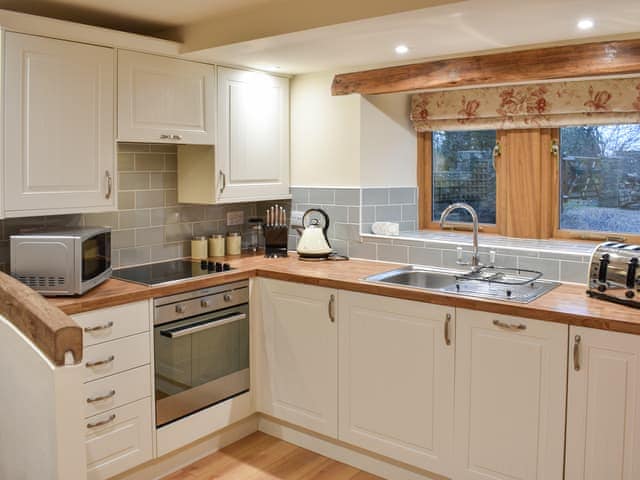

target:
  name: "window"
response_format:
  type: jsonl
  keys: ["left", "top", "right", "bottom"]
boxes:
{"left": 559, "top": 124, "right": 640, "bottom": 235}
{"left": 431, "top": 130, "right": 497, "bottom": 224}
{"left": 419, "top": 124, "right": 640, "bottom": 241}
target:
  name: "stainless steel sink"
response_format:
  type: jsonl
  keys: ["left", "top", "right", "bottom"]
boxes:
{"left": 364, "top": 265, "right": 559, "bottom": 303}
{"left": 365, "top": 265, "right": 459, "bottom": 290}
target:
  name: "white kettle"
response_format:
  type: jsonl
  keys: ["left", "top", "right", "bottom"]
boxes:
{"left": 296, "top": 209, "right": 332, "bottom": 259}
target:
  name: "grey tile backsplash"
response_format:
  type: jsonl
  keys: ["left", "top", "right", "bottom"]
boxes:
{"left": 0, "top": 143, "right": 290, "bottom": 271}
{"left": 290, "top": 186, "right": 593, "bottom": 284}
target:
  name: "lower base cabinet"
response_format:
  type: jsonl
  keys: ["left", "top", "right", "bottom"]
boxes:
{"left": 256, "top": 279, "right": 338, "bottom": 438}
{"left": 565, "top": 326, "right": 640, "bottom": 480}
{"left": 85, "top": 397, "right": 153, "bottom": 480}
{"left": 338, "top": 291, "right": 455, "bottom": 475}
{"left": 453, "top": 309, "right": 568, "bottom": 480}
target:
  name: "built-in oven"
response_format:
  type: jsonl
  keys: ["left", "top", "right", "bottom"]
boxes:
{"left": 153, "top": 280, "right": 250, "bottom": 427}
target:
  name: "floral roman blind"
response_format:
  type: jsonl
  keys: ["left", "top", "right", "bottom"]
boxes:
{"left": 410, "top": 77, "right": 640, "bottom": 131}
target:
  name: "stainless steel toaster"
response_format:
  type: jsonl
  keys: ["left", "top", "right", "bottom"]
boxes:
{"left": 588, "top": 242, "right": 640, "bottom": 308}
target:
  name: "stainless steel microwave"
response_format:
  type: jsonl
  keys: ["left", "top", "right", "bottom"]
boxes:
{"left": 10, "top": 227, "right": 112, "bottom": 296}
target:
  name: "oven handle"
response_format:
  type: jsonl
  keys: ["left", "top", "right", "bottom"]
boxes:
{"left": 160, "top": 313, "right": 247, "bottom": 339}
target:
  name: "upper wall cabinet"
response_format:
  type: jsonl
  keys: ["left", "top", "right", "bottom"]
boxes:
{"left": 4, "top": 33, "right": 116, "bottom": 217}
{"left": 118, "top": 51, "right": 215, "bottom": 144}
{"left": 216, "top": 67, "right": 289, "bottom": 202}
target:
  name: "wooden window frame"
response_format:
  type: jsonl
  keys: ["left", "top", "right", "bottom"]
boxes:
{"left": 418, "top": 131, "right": 499, "bottom": 234}
{"left": 418, "top": 127, "right": 640, "bottom": 243}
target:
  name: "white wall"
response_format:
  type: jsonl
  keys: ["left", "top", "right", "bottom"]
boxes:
{"left": 360, "top": 93, "right": 417, "bottom": 187}
{"left": 290, "top": 70, "right": 417, "bottom": 188}
{"left": 290, "top": 71, "right": 361, "bottom": 187}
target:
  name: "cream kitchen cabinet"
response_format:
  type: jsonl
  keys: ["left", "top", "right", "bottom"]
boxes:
{"left": 215, "top": 67, "right": 289, "bottom": 203}
{"left": 338, "top": 291, "right": 455, "bottom": 475}
{"left": 453, "top": 309, "right": 567, "bottom": 480}
{"left": 117, "top": 50, "right": 215, "bottom": 144}
{"left": 255, "top": 278, "right": 338, "bottom": 437}
{"left": 565, "top": 326, "right": 640, "bottom": 480}
{"left": 4, "top": 32, "right": 115, "bottom": 217}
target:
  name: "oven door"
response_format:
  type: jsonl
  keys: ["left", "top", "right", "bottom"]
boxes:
{"left": 154, "top": 304, "right": 249, "bottom": 427}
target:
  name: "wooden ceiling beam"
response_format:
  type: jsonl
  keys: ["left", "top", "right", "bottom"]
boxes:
{"left": 331, "top": 39, "right": 640, "bottom": 96}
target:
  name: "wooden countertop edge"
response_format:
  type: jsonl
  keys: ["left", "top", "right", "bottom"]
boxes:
{"left": 253, "top": 269, "right": 640, "bottom": 335}
{"left": 49, "top": 257, "right": 640, "bottom": 336}
{"left": 0, "top": 271, "right": 82, "bottom": 366}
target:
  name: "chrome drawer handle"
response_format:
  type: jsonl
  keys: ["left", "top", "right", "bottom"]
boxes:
{"left": 87, "top": 414, "right": 116, "bottom": 429}
{"left": 171, "top": 134, "right": 182, "bottom": 140}
{"left": 84, "top": 321, "right": 114, "bottom": 333}
{"left": 86, "top": 390, "right": 116, "bottom": 404}
{"left": 85, "top": 355, "right": 115, "bottom": 368}
{"left": 444, "top": 313, "right": 452, "bottom": 346}
{"left": 493, "top": 319, "right": 526, "bottom": 331}
{"left": 574, "top": 335, "right": 582, "bottom": 371}
{"left": 160, "top": 134, "right": 171, "bottom": 139}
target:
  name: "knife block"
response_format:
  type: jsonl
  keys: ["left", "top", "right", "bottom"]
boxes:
{"left": 264, "top": 225, "right": 288, "bottom": 258}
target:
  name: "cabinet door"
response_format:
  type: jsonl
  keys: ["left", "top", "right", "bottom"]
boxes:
{"left": 454, "top": 309, "right": 567, "bottom": 480}
{"left": 118, "top": 50, "right": 215, "bottom": 144}
{"left": 4, "top": 33, "right": 115, "bottom": 216}
{"left": 338, "top": 291, "right": 455, "bottom": 474}
{"left": 217, "top": 67, "right": 289, "bottom": 203}
{"left": 566, "top": 326, "right": 640, "bottom": 480}
{"left": 256, "top": 278, "right": 338, "bottom": 437}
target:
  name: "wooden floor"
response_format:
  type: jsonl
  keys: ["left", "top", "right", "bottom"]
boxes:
{"left": 163, "top": 432, "right": 383, "bottom": 480}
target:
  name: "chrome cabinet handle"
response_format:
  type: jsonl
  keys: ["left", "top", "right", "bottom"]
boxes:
{"left": 84, "top": 321, "right": 114, "bottom": 333}
{"left": 87, "top": 413, "right": 116, "bottom": 429}
{"left": 328, "top": 294, "right": 336, "bottom": 323}
{"left": 444, "top": 313, "right": 452, "bottom": 346}
{"left": 219, "top": 170, "right": 226, "bottom": 194}
{"left": 492, "top": 319, "right": 526, "bottom": 331}
{"left": 160, "top": 134, "right": 183, "bottom": 140}
{"left": 105, "top": 170, "right": 113, "bottom": 199}
{"left": 573, "top": 335, "right": 582, "bottom": 371}
{"left": 85, "top": 355, "right": 115, "bottom": 368}
{"left": 86, "top": 390, "right": 116, "bottom": 404}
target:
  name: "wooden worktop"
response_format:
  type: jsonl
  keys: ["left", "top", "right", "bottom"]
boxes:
{"left": 49, "top": 254, "right": 640, "bottom": 335}
{"left": 0, "top": 271, "right": 82, "bottom": 366}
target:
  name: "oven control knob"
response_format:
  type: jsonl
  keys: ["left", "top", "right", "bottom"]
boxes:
{"left": 223, "top": 294, "right": 232, "bottom": 302}
{"left": 626, "top": 290, "right": 635, "bottom": 299}
{"left": 175, "top": 304, "right": 186, "bottom": 314}
{"left": 201, "top": 299, "right": 212, "bottom": 308}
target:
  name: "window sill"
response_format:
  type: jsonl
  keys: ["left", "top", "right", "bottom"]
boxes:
{"left": 361, "top": 230, "right": 597, "bottom": 258}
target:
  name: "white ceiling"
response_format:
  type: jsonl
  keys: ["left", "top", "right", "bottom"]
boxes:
{"left": 186, "top": 0, "right": 640, "bottom": 74}
{"left": 1, "top": 0, "right": 640, "bottom": 74}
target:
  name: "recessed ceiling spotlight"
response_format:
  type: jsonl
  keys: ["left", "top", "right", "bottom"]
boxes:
{"left": 395, "top": 44, "right": 409, "bottom": 55}
{"left": 577, "top": 18, "right": 594, "bottom": 30}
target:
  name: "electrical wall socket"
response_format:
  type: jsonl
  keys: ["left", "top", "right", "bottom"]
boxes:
{"left": 290, "top": 210, "right": 305, "bottom": 227}
{"left": 226, "top": 210, "right": 244, "bottom": 226}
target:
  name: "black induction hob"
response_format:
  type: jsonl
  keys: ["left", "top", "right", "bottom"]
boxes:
{"left": 112, "top": 259, "right": 232, "bottom": 286}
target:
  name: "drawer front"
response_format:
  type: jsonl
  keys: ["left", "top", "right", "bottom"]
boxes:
{"left": 86, "top": 397, "right": 153, "bottom": 480}
{"left": 74, "top": 301, "right": 150, "bottom": 347}
{"left": 83, "top": 332, "right": 150, "bottom": 383}
{"left": 84, "top": 365, "right": 151, "bottom": 418}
